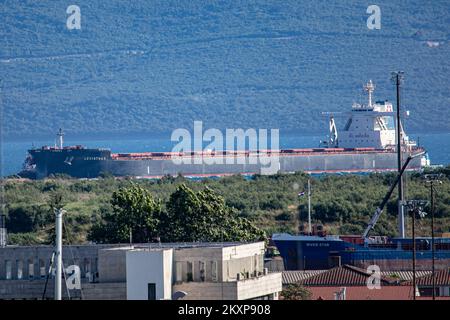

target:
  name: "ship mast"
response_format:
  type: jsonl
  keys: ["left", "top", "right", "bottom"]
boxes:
{"left": 57, "top": 128, "right": 64, "bottom": 149}
{"left": 364, "top": 80, "right": 375, "bottom": 108}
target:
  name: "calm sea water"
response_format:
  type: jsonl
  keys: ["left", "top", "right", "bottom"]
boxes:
{"left": 1, "top": 132, "right": 449, "bottom": 177}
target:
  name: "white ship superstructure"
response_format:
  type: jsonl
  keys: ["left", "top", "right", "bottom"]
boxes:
{"left": 323, "top": 80, "right": 417, "bottom": 150}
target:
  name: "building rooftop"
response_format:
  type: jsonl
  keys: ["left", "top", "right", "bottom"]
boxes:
{"left": 2, "top": 242, "right": 246, "bottom": 250}
{"left": 403, "top": 268, "right": 450, "bottom": 286}
{"left": 282, "top": 270, "right": 434, "bottom": 285}
{"left": 306, "top": 286, "right": 413, "bottom": 300}
{"left": 130, "top": 242, "right": 245, "bottom": 250}
{"left": 296, "top": 265, "right": 400, "bottom": 286}
{"left": 282, "top": 270, "right": 328, "bottom": 285}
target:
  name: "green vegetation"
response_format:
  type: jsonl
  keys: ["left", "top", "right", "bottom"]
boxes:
{"left": 1, "top": 166, "right": 450, "bottom": 245}
{"left": 89, "top": 183, "right": 163, "bottom": 243}
{"left": 89, "top": 183, "right": 264, "bottom": 243}
{"left": 281, "top": 284, "right": 312, "bottom": 300}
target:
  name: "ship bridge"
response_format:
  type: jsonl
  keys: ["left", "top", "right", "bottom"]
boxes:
{"left": 322, "top": 80, "right": 414, "bottom": 150}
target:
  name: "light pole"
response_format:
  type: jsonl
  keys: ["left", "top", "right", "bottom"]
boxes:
{"left": 307, "top": 178, "right": 312, "bottom": 235}
{"left": 0, "top": 81, "right": 6, "bottom": 247}
{"left": 404, "top": 200, "right": 428, "bottom": 300}
{"left": 425, "top": 174, "right": 443, "bottom": 300}
{"left": 54, "top": 208, "right": 66, "bottom": 300}
{"left": 391, "top": 71, "right": 405, "bottom": 238}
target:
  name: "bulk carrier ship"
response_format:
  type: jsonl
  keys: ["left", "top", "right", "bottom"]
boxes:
{"left": 18, "top": 81, "right": 429, "bottom": 179}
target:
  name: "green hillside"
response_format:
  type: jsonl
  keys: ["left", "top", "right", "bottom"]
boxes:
{"left": 1, "top": 1, "right": 449, "bottom": 138}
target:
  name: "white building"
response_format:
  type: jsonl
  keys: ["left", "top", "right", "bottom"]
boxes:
{"left": 126, "top": 242, "right": 282, "bottom": 300}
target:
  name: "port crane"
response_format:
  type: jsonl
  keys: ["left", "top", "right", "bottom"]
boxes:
{"left": 362, "top": 151, "right": 425, "bottom": 239}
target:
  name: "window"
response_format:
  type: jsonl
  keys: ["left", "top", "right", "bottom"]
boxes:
{"left": 175, "top": 262, "right": 182, "bottom": 283}
{"left": 5, "top": 260, "right": 12, "bottom": 280}
{"left": 148, "top": 283, "right": 156, "bottom": 300}
{"left": 84, "top": 258, "right": 91, "bottom": 279}
{"left": 17, "top": 260, "right": 23, "bottom": 280}
{"left": 199, "top": 261, "right": 205, "bottom": 282}
{"left": 28, "top": 259, "right": 34, "bottom": 279}
{"left": 39, "top": 259, "right": 46, "bottom": 278}
{"left": 211, "top": 261, "right": 218, "bottom": 282}
{"left": 186, "top": 261, "right": 193, "bottom": 282}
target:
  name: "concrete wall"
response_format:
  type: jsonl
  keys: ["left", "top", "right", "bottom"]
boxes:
{"left": 223, "top": 255, "right": 265, "bottom": 282}
{"left": 98, "top": 247, "right": 131, "bottom": 282}
{"left": 236, "top": 273, "right": 281, "bottom": 300}
{"left": 222, "top": 242, "right": 265, "bottom": 261}
{"left": 126, "top": 249, "right": 173, "bottom": 300}
{"left": 173, "top": 282, "right": 237, "bottom": 300}
{"left": 173, "top": 273, "right": 282, "bottom": 300}
{"left": 173, "top": 242, "right": 265, "bottom": 283}
{"left": 222, "top": 242, "right": 265, "bottom": 281}
{"left": 0, "top": 245, "right": 100, "bottom": 281}
{"left": 0, "top": 280, "right": 126, "bottom": 300}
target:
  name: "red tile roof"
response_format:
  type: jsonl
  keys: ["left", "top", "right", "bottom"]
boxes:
{"left": 282, "top": 270, "right": 433, "bottom": 284}
{"left": 403, "top": 268, "right": 450, "bottom": 286}
{"left": 298, "top": 265, "right": 399, "bottom": 286}
{"left": 309, "top": 286, "right": 414, "bottom": 300}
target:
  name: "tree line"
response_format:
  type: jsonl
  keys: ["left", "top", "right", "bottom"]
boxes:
{"left": 1, "top": 166, "right": 449, "bottom": 245}
{"left": 89, "top": 183, "right": 265, "bottom": 243}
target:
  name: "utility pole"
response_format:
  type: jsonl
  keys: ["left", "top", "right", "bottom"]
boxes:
{"left": 404, "top": 200, "right": 428, "bottom": 300}
{"left": 412, "top": 205, "right": 416, "bottom": 300}
{"left": 425, "top": 174, "right": 443, "bottom": 300}
{"left": 54, "top": 208, "right": 65, "bottom": 300}
{"left": 391, "top": 71, "right": 405, "bottom": 238}
{"left": 307, "top": 178, "right": 312, "bottom": 235}
{"left": 0, "top": 80, "right": 6, "bottom": 248}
